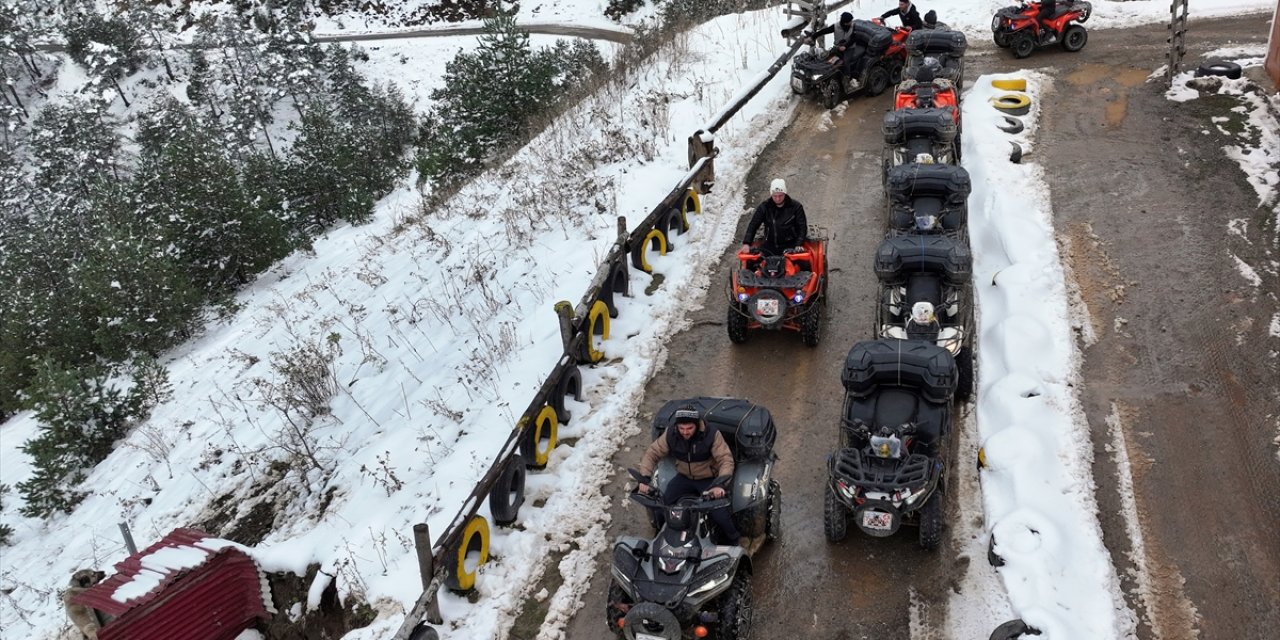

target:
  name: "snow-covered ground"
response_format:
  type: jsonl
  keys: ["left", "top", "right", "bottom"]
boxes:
{"left": 2, "top": 1, "right": 1276, "bottom": 639}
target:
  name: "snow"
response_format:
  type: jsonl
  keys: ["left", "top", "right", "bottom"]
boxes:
{"left": 2, "top": 0, "right": 1277, "bottom": 639}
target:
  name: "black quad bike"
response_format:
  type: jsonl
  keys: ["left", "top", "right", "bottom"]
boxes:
{"left": 790, "top": 20, "right": 904, "bottom": 108}
{"left": 607, "top": 398, "right": 781, "bottom": 639}
{"left": 881, "top": 108, "right": 960, "bottom": 183}
{"left": 883, "top": 163, "right": 972, "bottom": 235}
{"left": 873, "top": 234, "right": 974, "bottom": 401}
{"left": 902, "top": 28, "right": 968, "bottom": 90}
{"left": 824, "top": 339, "right": 958, "bottom": 550}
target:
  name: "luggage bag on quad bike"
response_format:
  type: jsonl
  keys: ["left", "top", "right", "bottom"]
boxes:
{"left": 825, "top": 339, "right": 957, "bottom": 550}
{"left": 726, "top": 231, "right": 828, "bottom": 346}
{"left": 903, "top": 29, "right": 968, "bottom": 89}
{"left": 881, "top": 108, "right": 959, "bottom": 181}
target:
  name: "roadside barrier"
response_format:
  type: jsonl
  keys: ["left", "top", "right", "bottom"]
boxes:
{"left": 392, "top": 16, "right": 822, "bottom": 639}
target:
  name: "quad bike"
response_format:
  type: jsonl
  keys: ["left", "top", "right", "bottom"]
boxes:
{"left": 824, "top": 339, "right": 958, "bottom": 550}
{"left": 873, "top": 234, "right": 974, "bottom": 400}
{"left": 992, "top": 0, "right": 1092, "bottom": 59}
{"left": 893, "top": 70, "right": 960, "bottom": 126}
{"left": 881, "top": 108, "right": 959, "bottom": 183}
{"left": 726, "top": 231, "right": 828, "bottom": 346}
{"left": 646, "top": 397, "right": 781, "bottom": 543}
{"left": 790, "top": 19, "right": 909, "bottom": 108}
{"left": 902, "top": 28, "right": 967, "bottom": 90}
{"left": 608, "top": 485, "right": 752, "bottom": 640}
{"left": 607, "top": 397, "right": 781, "bottom": 639}
{"left": 883, "top": 163, "right": 971, "bottom": 234}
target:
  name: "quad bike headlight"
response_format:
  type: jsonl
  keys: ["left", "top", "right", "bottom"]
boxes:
{"left": 688, "top": 572, "right": 731, "bottom": 597}
{"left": 737, "top": 292, "right": 749, "bottom": 303}
{"left": 991, "top": 15, "right": 1001, "bottom": 31}
{"left": 792, "top": 292, "right": 805, "bottom": 304}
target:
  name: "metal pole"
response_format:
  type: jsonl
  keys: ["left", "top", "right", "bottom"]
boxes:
{"left": 118, "top": 522, "right": 137, "bottom": 555}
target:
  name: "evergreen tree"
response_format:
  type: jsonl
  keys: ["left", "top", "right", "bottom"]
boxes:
{"left": 62, "top": 10, "right": 147, "bottom": 106}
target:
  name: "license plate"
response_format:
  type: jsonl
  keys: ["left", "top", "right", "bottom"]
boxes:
{"left": 757, "top": 299, "right": 779, "bottom": 316}
{"left": 636, "top": 633, "right": 665, "bottom": 640}
{"left": 862, "top": 511, "right": 893, "bottom": 531}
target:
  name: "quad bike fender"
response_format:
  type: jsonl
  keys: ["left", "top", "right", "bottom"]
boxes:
{"left": 731, "top": 458, "right": 774, "bottom": 513}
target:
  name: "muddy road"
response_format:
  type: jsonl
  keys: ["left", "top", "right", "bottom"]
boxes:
{"left": 551, "top": 14, "right": 1278, "bottom": 640}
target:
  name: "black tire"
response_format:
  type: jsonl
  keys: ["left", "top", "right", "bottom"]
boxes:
{"left": 727, "top": 305, "right": 749, "bottom": 344}
{"left": 1195, "top": 60, "right": 1243, "bottom": 80}
{"left": 888, "top": 60, "right": 905, "bottom": 84}
{"left": 1061, "top": 24, "right": 1087, "bottom": 52}
{"left": 993, "top": 31, "right": 1010, "bottom": 48}
{"left": 997, "top": 115, "right": 1024, "bottom": 134}
{"left": 408, "top": 623, "right": 440, "bottom": 640}
{"left": 823, "top": 484, "right": 848, "bottom": 542}
{"left": 918, "top": 492, "right": 944, "bottom": 551}
{"left": 988, "top": 534, "right": 1005, "bottom": 567}
{"left": 800, "top": 302, "right": 822, "bottom": 347}
{"left": 866, "top": 65, "right": 891, "bottom": 97}
{"left": 716, "top": 572, "right": 753, "bottom": 640}
{"left": 765, "top": 479, "right": 782, "bottom": 542}
{"left": 1012, "top": 33, "right": 1035, "bottom": 59}
{"left": 955, "top": 347, "right": 974, "bottom": 402}
{"left": 822, "top": 77, "right": 842, "bottom": 109}
{"left": 606, "top": 580, "right": 631, "bottom": 635}
{"left": 989, "top": 619, "right": 1042, "bottom": 640}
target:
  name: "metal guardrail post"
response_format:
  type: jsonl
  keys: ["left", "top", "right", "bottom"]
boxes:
{"left": 119, "top": 522, "right": 138, "bottom": 555}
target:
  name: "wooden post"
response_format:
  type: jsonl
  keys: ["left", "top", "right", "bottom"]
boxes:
{"left": 412, "top": 523, "right": 443, "bottom": 624}
{"left": 1166, "top": 0, "right": 1190, "bottom": 86}
{"left": 554, "top": 301, "right": 575, "bottom": 354}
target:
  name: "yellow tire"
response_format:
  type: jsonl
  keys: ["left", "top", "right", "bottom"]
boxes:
{"left": 586, "top": 299, "right": 610, "bottom": 362}
{"left": 991, "top": 78, "right": 1027, "bottom": 91}
{"left": 977, "top": 447, "right": 987, "bottom": 469}
{"left": 989, "top": 93, "right": 1031, "bottom": 116}
{"left": 637, "top": 228, "right": 668, "bottom": 274}
{"left": 682, "top": 189, "right": 702, "bottom": 216}
{"left": 533, "top": 405, "right": 559, "bottom": 467}
{"left": 446, "top": 516, "right": 490, "bottom": 592}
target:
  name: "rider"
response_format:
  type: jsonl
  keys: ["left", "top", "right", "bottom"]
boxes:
{"left": 741, "top": 178, "right": 808, "bottom": 256}
{"left": 637, "top": 406, "right": 743, "bottom": 546}
{"left": 880, "top": 0, "right": 925, "bottom": 30}
{"left": 808, "top": 12, "right": 862, "bottom": 83}
{"left": 1037, "top": 0, "right": 1058, "bottom": 35}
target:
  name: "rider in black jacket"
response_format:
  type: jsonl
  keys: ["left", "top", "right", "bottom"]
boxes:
{"left": 881, "top": 0, "right": 924, "bottom": 30}
{"left": 741, "top": 179, "right": 808, "bottom": 256}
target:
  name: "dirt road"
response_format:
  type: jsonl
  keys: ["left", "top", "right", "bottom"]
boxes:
{"left": 551, "top": 14, "right": 1278, "bottom": 640}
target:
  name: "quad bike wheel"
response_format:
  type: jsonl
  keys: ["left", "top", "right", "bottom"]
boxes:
{"left": 955, "top": 347, "right": 974, "bottom": 402}
{"left": 918, "top": 491, "right": 944, "bottom": 551}
{"left": 715, "top": 572, "right": 753, "bottom": 640}
{"left": 993, "top": 31, "right": 1011, "bottom": 48}
{"left": 727, "top": 305, "right": 749, "bottom": 344}
{"left": 822, "top": 77, "right": 842, "bottom": 109}
{"left": 765, "top": 479, "right": 782, "bottom": 541}
{"left": 823, "top": 484, "right": 848, "bottom": 542}
{"left": 1061, "top": 24, "right": 1087, "bottom": 52}
{"left": 866, "top": 65, "right": 891, "bottom": 97}
{"left": 801, "top": 302, "right": 822, "bottom": 347}
{"left": 888, "top": 60, "right": 905, "bottom": 84}
{"left": 1011, "top": 33, "right": 1036, "bottom": 59}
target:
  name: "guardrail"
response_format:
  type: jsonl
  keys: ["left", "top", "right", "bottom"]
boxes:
{"left": 393, "top": 10, "right": 826, "bottom": 640}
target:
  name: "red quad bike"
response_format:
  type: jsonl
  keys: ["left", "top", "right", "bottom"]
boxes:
{"left": 992, "top": 0, "right": 1092, "bottom": 59}
{"left": 726, "top": 233, "right": 828, "bottom": 346}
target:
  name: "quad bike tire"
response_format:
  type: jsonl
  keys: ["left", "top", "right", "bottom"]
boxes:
{"left": 822, "top": 78, "right": 842, "bottom": 109}
{"left": 727, "top": 304, "right": 749, "bottom": 344}
{"left": 993, "top": 31, "right": 1011, "bottom": 48}
{"left": 918, "top": 491, "right": 944, "bottom": 550}
{"left": 888, "top": 60, "right": 905, "bottom": 84}
{"left": 716, "top": 572, "right": 753, "bottom": 640}
{"left": 955, "top": 347, "right": 975, "bottom": 401}
{"left": 866, "top": 65, "right": 891, "bottom": 97}
{"left": 1061, "top": 24, "right": 1087, "bottom": 52}
{"left": 1011, "top": 33, "right": 1036, "bottom": 59}
{"left": 801, "top": 302, "right": 822, "bottom": 347}
{"left": 823, "top": 484, "right": 848, "bottom": 542}
{"left": 765, "top": 479, "right": 782, "bottom": 541}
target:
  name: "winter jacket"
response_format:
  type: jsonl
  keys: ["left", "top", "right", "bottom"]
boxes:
{"left": 639, "top": 422, "right": 734, "bottom": 482}
{"left": 743, "top": 195, "right": 808, "bottom": 250}
{"left": 813, "top": 20, "right": 858, "bottom": 47}
{"left": 881, "top": 3, "right": 924, "bottom": 30}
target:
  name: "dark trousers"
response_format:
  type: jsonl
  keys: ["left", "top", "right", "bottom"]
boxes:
{"left": 664, "top": 474, "right": 741, "bottom": 543}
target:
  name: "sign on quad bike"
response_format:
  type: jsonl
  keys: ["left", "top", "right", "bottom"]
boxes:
{"left": 726, "top": 234, "right": 828, "bottom": 346}
{"left": 992, "top": 0, "right": 1092, "bottom": 59}
{"left": 790, "top": 20, "right": 910, "bottom": 108}
{"left": 824, "top": 339, "right": 958, "bottom": 550}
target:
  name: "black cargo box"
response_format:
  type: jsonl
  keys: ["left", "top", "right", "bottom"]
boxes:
{"left": 850, "top": 20, "right": 893, "bottom": 56}
{"left": 905, "top": 29, "right": 968, "bottom": 58}
{"left": 882, "top": 108, "right": 957, "bottom": 145}
{"left": 873, "top": 234, "right": 972, "bottom": 285}
{"left": 885, "top": 163, "right": 971, "bottom": 205}
{"left": 842, "top": 340, "right": 957, "bottom": 404}
{"left": 653, "top": 397, "right": 777, "bottom": 461}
